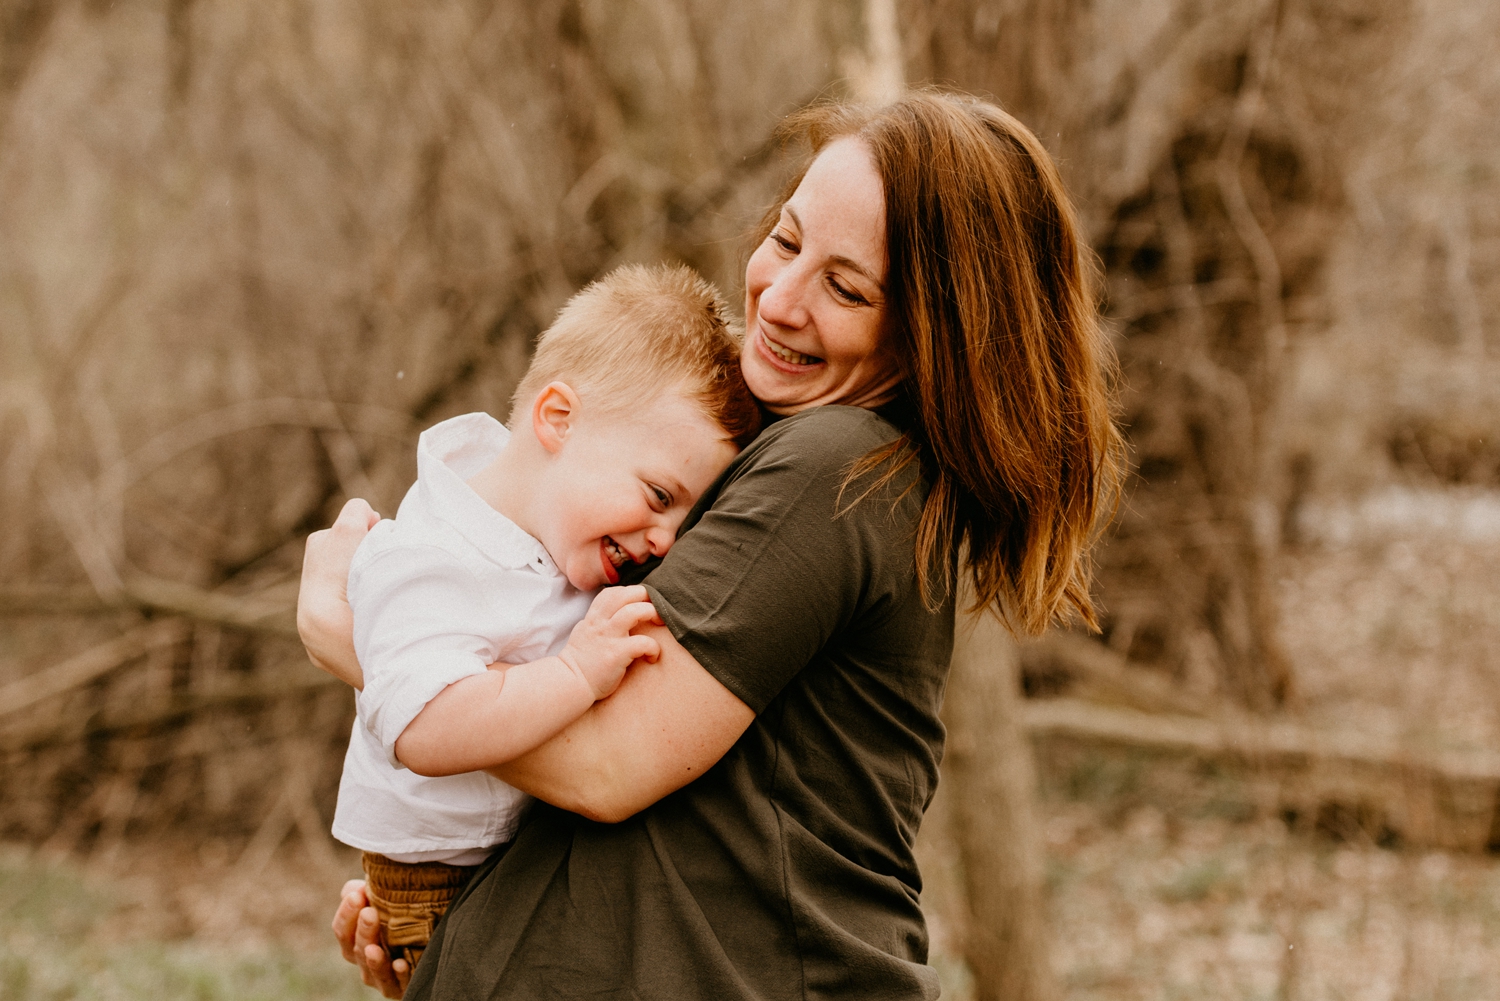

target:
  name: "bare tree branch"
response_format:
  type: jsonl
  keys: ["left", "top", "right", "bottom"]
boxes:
{"left": 0, "top": 576, "right": 298, "bottom": 637}
{"left": 0, "top": 618, "right": 189, "bottom": 721}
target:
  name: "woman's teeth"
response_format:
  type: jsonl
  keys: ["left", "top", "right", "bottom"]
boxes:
{"left": 604, "top": 537, "right": 627, "bottom": 568}
{"left": 763, "top": 332, "right": 821, "bottom": 366}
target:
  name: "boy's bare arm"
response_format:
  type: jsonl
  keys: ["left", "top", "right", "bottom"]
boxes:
{"left": 395, "top": 658, "right": 592, "bottom": 775}
{"left": 487, "top": 622, "right": 755, "bottom": 823}
{"left": 395, "top": 586, "right": 662, "bottom": 776}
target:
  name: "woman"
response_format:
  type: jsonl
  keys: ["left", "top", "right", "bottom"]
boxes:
{"left": 299, "top": 90, "right": 1122, "bottom": 999}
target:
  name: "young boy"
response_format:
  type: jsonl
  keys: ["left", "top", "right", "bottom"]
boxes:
{"left": 331, "top": 264, "right": 760, "bottom": 969}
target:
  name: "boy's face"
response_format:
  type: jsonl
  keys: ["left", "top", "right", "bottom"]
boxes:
{"left": 532, "top": 386, "right": 738, "bottom": 592}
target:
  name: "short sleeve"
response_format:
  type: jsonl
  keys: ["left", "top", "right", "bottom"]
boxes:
{"left": 642, "top": 407, "right": 917, "bottom": 714}
{"left": 351, "top": 540, "right": 500, "bottom": 766}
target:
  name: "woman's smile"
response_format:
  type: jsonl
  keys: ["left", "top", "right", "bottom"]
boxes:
{"left": 756, "top": 328, "right": 823, "bottom": 369}
{"left": 739, "top": 136, "right": 901, "bottom": 415}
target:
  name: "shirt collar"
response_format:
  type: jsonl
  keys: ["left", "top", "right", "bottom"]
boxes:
{"left": 414, "top": 413, "right": 561, "bottom": 575}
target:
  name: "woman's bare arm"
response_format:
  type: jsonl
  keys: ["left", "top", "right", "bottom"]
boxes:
{"left": 394, "top": 586, "right": 663, "bottom": 777}
{"left": 297, "top": 501, "right": 754, "bottom": 821}
{"left": 487, "top": 621, "right": 755, "bottom": 823}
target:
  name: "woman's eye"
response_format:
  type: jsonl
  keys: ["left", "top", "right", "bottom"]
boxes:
{"left": 770, "top": 231, "right": 798, "bottom": 253}
{"left": 827, "top": 276, "right": 869, "bottom": 305}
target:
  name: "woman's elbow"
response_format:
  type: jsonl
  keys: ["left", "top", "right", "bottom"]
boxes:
{"left": 573, "top": 794, "right": 643, "bottom": 825}
{"left": 539, "top": 775, "right": 650, "bottom": 824}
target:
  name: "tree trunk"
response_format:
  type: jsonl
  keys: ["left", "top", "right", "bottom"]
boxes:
{"left": 940, "top": 609, "right": 1058, "bottom": 1001}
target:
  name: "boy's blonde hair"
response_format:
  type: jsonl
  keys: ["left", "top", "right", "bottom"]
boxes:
{"left": 510, "top": 264, "right": 761, "bottom": 449}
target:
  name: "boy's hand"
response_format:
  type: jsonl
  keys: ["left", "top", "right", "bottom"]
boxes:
{"left": 558, "top": 585, "right": 663, "bottom": 700}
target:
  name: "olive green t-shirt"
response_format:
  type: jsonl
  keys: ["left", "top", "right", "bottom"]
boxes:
{"left": 408, "top": 405, "right": 956, "bottom": 1001}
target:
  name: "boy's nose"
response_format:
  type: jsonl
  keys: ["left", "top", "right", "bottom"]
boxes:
{"left": 645, "top": 524, "right": 674, "bottom": 557}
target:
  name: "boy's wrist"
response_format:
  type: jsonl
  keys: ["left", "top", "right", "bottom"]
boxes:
{"left": 553, "top": 649, "right": 608, "bottom": 702}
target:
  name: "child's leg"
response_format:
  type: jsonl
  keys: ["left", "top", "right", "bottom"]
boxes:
{"left": 360, "top": 852, "right": 484, "bottom": 970}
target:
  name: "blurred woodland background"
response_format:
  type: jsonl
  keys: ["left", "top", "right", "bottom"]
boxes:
{"left": 1, "top": 0, "right": 1498, "bottom": 998}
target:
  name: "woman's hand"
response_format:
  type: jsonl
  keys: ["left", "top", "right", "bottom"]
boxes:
{"left": 298, "top": 498, "right": 378, "bottom": 689}
{"left": 333, "top": 879, "right": 412, "bottom": 997}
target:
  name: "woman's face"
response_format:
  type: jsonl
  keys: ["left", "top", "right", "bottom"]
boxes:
{"left": 741, "top": 137, "right": 901, "bottom": 415}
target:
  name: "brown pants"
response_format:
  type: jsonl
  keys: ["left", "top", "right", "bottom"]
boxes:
{"left": 361, "top": 852, "right": 484, "bottom": 971}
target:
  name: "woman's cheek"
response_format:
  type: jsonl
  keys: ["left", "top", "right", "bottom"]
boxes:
{"left": 743, "top": 241, "right": 780, "bottom": 312}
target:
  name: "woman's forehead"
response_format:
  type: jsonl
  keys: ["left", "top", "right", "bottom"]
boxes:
{"left": 787, "top": 137, "right": 886, "bottom": 272}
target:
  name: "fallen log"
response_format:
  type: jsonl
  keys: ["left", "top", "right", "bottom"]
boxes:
{"left": 1023, "top": 697, "right": 1500, "bottom": 852}
{"left": 1022, "top": 697, "right": 1500, "bottom": 782}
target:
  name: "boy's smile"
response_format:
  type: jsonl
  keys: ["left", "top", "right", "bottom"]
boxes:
{"left": 541, "top": 388, "right": 736, "bottom": 591}
{"left": 475, "top": 382, "right": 738, "bottom": 593}
{"left": 601, "top": 535, "right": 634, "bottom": 582}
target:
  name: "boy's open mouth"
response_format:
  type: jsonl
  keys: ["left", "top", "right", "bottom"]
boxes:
{"left": 600, "top": 535, "right": 641, "bottom": 584}
{"left": 760, "top": 330, "right": 822, "bottom": 367}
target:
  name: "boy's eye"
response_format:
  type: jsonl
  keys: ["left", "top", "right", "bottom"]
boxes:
{"left": 651, "top": 485, "right": 672, "bottom": 507}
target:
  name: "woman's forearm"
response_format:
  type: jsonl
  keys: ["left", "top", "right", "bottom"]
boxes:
{"left": 301, "top": 614, "right": 365, "bottom": 689}
{"left": 395, "top": 657, "right": 597, "bottom": 776}
{"left": 488, "top": 624, "right": 754, "bottom": 823}
{"left": 298, "top": 498, "right": 380, "bottom": 690}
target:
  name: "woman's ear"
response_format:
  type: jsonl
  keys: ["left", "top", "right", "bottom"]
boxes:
{"left": 531, "top": 381, "right": 582, "bottom": 454}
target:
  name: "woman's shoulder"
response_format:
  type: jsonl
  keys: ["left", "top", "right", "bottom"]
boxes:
{"left": 724, "top": 404, "right": 924, "bottom": 524}
{"left": 744, "top": 404, "right": 904, "bottom": 467}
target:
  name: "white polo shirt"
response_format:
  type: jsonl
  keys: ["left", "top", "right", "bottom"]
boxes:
{"left": 331, "top": 412, "right": 593, "bottom": 862}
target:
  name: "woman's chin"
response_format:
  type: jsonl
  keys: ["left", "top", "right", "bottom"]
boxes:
{"left": 743, "top": 364, "right": 818, "bottom": 412}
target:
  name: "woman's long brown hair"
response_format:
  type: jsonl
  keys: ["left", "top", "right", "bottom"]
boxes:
{"left": 764, "top": 91, "right": 1125, "bottom": 635}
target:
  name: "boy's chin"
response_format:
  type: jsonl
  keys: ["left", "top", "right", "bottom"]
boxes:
{"left": 565, "top": 570, "right": 601, "bottom": 591}
{"left": 567, "top": 560, "right": 611, "bottom": 592}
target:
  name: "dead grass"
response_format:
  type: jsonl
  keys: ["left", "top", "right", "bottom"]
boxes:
{"left": 41, "top": 781, "right": 1500, "bottom": 1001}
{"left": 1043, "top": 798, "right": 1500, "bottom": 1001}
{"left": 0, "top": 838, "right": 363, "bottom": 999}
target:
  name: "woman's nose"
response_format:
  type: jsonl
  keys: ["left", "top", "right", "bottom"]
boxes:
{"left": 755, "top": 265, "right": 809, "bottom": 329}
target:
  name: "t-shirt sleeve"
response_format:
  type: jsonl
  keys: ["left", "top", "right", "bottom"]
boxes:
{"left": 642, "top": 408, "right": 917, "bottom": 714}
{"left": 350, "top": 538, "right": 500, "bottom": 766}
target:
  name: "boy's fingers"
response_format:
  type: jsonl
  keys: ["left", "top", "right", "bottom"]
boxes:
{"left": 591, "top": 584, "right": 649, "bottom": 617}
{"left": 610, "top": 600, "right": 662, "bottom": 633}
{"left": 628, "top": 635, "right": 663, "bottom": 664}
{"left": 393, "top": 957, "right": 412, "bottom": 994}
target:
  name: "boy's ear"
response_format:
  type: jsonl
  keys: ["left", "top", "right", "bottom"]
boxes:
{"left": 531, "top": 381, "right": 582, "bottom": 454}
